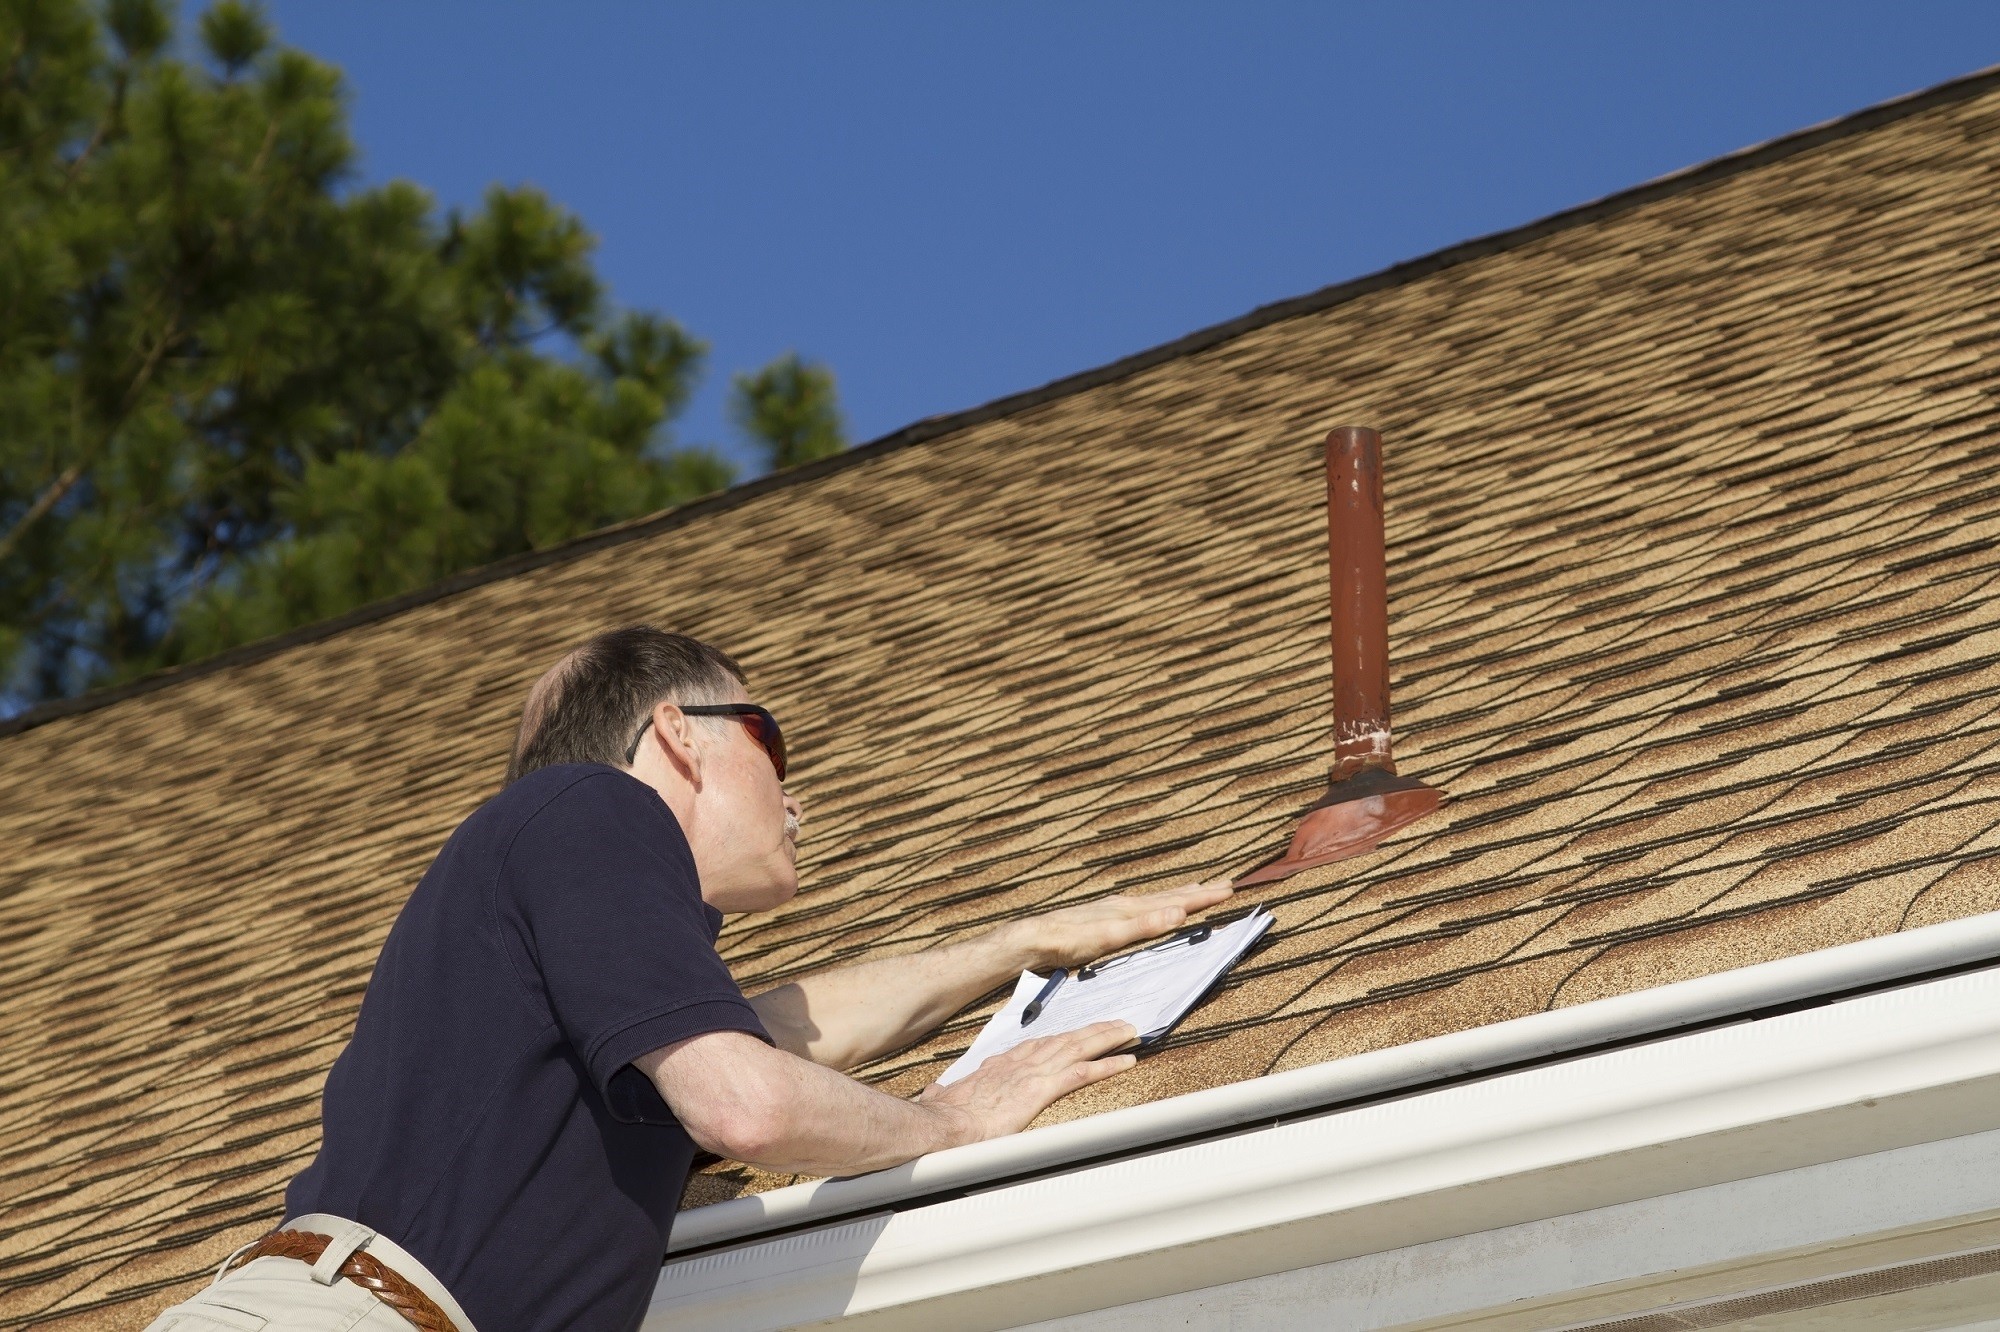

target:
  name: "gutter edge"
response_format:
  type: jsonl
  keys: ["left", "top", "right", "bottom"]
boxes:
{"left": 667, "top": 909, "right": 2000, "bottom": 1255}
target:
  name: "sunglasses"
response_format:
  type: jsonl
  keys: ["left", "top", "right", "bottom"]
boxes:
{"left": 625, "top": 703, "right": 787, "bottom": 782}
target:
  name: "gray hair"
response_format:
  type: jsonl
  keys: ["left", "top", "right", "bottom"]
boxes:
{"left": 507, "top": 626, "right": 747, "bottom": 783}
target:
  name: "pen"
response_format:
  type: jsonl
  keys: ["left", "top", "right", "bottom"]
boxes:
{"left": 1020, "top": 969, "right": 1069, "bottom": 1025}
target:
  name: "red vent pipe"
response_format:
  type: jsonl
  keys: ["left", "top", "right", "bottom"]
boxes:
{"left": 1237, "top": 426, "right": 1440, "bottom": 887}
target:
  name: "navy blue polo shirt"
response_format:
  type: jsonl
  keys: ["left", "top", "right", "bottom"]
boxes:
{"left": 286, "top": 763, "right": 771, "bottom": 1332}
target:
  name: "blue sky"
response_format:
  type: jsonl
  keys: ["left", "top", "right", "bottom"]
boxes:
{"left": 259, "top": 3, "right": 2000, "bottom": 478}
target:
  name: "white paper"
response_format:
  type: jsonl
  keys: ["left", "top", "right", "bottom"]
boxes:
{"left": 937, "top": 909, "right": 1272, "bottom": 1086}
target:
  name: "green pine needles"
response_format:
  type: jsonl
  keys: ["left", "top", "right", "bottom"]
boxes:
{"left": 0, "top": 0, "right": 847, "bottom": 708}
{"left": 732, "top": 353, "right": 847, "bottom": 472}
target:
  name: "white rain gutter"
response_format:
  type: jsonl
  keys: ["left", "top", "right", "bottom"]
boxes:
{"left": 668, "top": 909, "right": 2000, "bottom": 1255}
{"left": 651, "top": 948, "right": 2000, "bottom": 1331}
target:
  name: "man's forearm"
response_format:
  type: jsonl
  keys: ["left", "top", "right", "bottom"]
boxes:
{"left": 639, "top": 1030, "right": 968, "bottom": 1176}
{"left": 748, "top": 927, "right": 1034, "bottom": 1070}
{"left": 746, "top": 882, "right": 1233, "bottom": 1071}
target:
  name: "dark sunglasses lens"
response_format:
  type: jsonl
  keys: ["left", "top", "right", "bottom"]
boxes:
{"left": 753, "top": 712, "right": 787, "bottom": 780}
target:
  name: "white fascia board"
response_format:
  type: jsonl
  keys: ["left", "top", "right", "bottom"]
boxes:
{"left": 1027, "top": 1128, "right": 2000, "bottom": 1331}
{"left": 669, "top": 909, "right": 2000, "bottom": 1255}
{"left": 649, "top": 963, "right": 2000, "bottom": 1332}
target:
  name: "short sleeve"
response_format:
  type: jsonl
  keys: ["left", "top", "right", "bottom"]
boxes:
{"left": 501, "top": 770, "right": 770, "bottom": 1122}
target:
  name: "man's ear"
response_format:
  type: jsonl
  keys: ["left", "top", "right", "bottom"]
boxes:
{"left": 652, "top": 702, "right": 705, "bottom": 787}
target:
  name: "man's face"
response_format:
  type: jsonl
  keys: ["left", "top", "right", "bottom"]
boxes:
{"left": 689, "top": 685, "right": 802, "bottom": 914}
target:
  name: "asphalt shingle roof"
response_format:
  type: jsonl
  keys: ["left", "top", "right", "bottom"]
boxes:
{"left": 5, "top": 68, "right": 2000, "bottom": 1329}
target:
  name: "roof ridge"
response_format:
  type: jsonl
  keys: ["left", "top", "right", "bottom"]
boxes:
{"left": 8, "top": 61, "right": 1999, "bottom": 741}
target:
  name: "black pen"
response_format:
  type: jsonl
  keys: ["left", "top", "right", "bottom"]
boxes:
{"left": 1020, "top": 969, "right": 1069, "bottom": 1026}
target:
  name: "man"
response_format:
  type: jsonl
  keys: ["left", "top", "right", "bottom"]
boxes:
{"left": 149, "top": 626, "right": 1231, "bottom": 1332}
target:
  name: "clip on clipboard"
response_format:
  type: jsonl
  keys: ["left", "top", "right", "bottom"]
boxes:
{"left": 1078, "top": 921, "right": 1212, "bottom": 979}
{"left": 938, "top": 908, "right": 1274, "bottom": 1086}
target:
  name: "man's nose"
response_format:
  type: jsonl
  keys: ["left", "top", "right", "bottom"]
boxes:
{"left": 783, "top": 790, "right": 803, "bottom": 823}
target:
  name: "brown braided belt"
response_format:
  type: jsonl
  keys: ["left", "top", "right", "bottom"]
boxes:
{"left": 223, "top": 1229, "right": 459, "bottom": 1332}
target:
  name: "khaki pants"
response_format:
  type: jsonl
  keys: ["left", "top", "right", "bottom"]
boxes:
{"left": 144, "top": 1215, "right": 478, "bottom": 1332}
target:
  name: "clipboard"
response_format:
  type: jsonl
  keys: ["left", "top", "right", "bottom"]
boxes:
{"left": 938, "top": 907, "right": 1275, "bottom": 1085}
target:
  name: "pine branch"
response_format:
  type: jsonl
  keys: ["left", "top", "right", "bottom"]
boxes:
{"left": 0, "top": 316, "right": 180, "bottom": 565}
{"left": 247, "top": 112, "right": 279, "bottom": 177}
{"left": 0, "top": 463, "right": 86, "bottom": 564}
{"left": 65, "top": 67, "right": 131, "bottom": 183}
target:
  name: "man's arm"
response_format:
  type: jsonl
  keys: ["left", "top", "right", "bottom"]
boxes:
{"left": 746, "top": 879, "right": 1233, "bottom": 1070}
{"left": 637, "top": 1021, "right": 1136, "bottom": 1177}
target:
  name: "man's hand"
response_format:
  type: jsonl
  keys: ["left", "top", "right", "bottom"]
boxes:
{"left": 642, "top": 1022, "right": 1138, "bottom": 1177}
{"left": 916, "top": 1021, "right": 1138, "bottom": 1140}
{"left": 998, "top": 879, "right": 1235, "bottom": 973}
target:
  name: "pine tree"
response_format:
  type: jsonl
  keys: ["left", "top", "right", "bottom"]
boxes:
{"left": 0, "top": 0, "right": 846, "bottom": 709}
{"left": 732, "top": 353, "right": 848, "bottom": 471}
